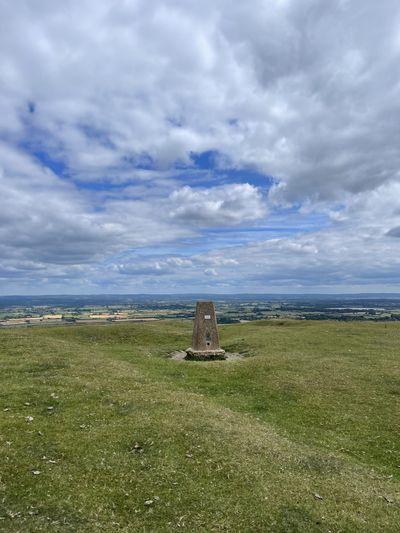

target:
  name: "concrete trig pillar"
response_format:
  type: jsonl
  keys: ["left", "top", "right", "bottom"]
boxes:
{"left": 185, "top": 301, "right": 226, "bottom": 360}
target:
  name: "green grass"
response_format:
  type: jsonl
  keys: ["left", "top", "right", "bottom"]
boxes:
{"left": 0, "top": 320, "right": 399, "bottom": 532}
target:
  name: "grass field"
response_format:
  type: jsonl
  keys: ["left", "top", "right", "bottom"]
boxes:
{"left": 1, "top": 320, "right": 399, "bottom": 532}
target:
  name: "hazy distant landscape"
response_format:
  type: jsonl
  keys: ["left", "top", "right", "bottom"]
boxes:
{"left": 2, "top": 294, "right": 400, "bottom": 328}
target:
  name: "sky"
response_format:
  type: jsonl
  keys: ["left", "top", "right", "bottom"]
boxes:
{"left": 1, "top": 0, "right": 400, "bottom": 295}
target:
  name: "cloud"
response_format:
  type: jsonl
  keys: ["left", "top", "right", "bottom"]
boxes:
{"left": 0, "top": 142, "right": 266, "bottom": 276}
{"left": 386, "top": 227, "right": 400, "bottom": 238}
{"left": 109, "top": 180, "right": 400, "bottom": 292}
{"left": 0, "top": 143, "right": 191, "bottom": 268}
{"left": 1, "top": 0, "right": 400, "bottom": 292}
{"left": 169, "top": 184, "right": 266, "bottom": 226}
{"left": 1, "top": 0, "right": 398, "bottom": 202}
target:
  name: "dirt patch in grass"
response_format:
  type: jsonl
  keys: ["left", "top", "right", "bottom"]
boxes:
{"left": 168, "top": 350, "right": 243, "bottom": 361}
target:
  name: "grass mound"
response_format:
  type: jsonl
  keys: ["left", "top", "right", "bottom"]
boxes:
{"left": 1, "top": 320, "right": 399, "bottom": 531}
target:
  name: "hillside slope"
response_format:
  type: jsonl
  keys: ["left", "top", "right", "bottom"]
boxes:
{"left": 1, "top": 320, "right": 399, "bottom": 532}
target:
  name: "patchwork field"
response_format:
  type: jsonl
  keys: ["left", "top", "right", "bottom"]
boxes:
{"left": 1, "top": 320, "right": 399, "bottom": 532}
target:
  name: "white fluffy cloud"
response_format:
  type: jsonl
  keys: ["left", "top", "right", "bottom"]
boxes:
{"left": 169, "top": 184, "right": 266, "bottom": 225}
{"left": 1, "top": 0, "right": 400, "bottom": 292}
{"left": 1, "top": 0, "right": 398, "bottom": 196}
{"left": 0, "top": 143, "right": 266, "bottom": 282}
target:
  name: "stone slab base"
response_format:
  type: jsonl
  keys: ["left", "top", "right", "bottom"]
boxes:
{"left": 185, "top": 348, "right": 226, "bottom": 361}
{"left": 170, "top": 351, "right": 242, "bottom": 361}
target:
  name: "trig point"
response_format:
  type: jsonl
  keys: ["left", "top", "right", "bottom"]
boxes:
{"left": 185, "top": 301, "right": 226, "bottom": 360}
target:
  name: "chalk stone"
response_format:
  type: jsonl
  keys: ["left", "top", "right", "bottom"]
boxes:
{"left": 185, "top": 301, "right": 226, "bottom": 360}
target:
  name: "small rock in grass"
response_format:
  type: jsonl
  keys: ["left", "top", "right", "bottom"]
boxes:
{"left": 47, "top": 406, "right": 54, "bottom": 411}
{"left": 383, "top": 496, "right": 394, "bottom": 504}
{"left": 25, "top": 416, "right": 34, "bottom": 423}
{"left": 144, "top": 500, "right": 154, "bottom": 506}
{"left": 314, "top": 493, "right": 323, "bottom": 500}
{"left": 3, "top": 408, "right": 9, "bottom": 412}
{"left": 32, "top": 470, "right": 41, "bottom": 475}
{"left": 130, "top": 443, "right": 143, "bottom": 454}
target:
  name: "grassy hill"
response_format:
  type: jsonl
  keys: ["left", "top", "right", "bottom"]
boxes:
{"left": 0, "top": 320, "right": 399, "bottom": 532}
